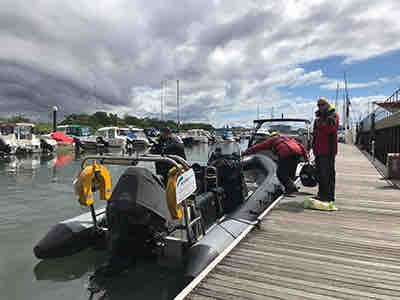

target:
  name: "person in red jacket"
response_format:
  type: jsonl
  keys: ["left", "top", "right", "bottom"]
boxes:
{"left": 313, "top": 97, "right": 339, "bottom": 203}
{"left": 244, "top": 132, "right": 309, "bottom": 195}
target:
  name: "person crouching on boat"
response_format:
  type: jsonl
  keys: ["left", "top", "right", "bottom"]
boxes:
{"left": 243, "top": 132, "right": 309, "bottom": 195}
{"left": 151, "top": 127, "right": 186, "bottom": 185}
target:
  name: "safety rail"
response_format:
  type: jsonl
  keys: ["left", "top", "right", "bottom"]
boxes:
{"left": 81, "top": 153, "right": 190, "bottom": 170}
{"left": 357, "top": 88, "right": 400, "bottom": 164}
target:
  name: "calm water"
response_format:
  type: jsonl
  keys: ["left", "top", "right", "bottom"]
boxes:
{"left": 0, "top": 141, "right": 247, "bottom": 300}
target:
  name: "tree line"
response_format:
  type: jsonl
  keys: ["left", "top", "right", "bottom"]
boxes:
{"left": 1, "top": 112, "right": 215, "bottom": 133}
{"left": 60, "top": 112, "right": 215, "bottom": 131}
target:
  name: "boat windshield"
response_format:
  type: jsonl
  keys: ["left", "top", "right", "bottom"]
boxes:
{"left": 119, "top": 129, "right": 130, "bottom": 136}
{"left": 80, "top": 127, "right": 91, "bottom": 136}
{"left": 259, "top": 121, "right": 309, "bottom": 136}
{"left": 16, "top": 126, "right": 33, "bottom": 140}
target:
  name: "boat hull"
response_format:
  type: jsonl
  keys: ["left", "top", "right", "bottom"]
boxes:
{"left": 34, "top": 208, "right": 106, "bottom": 259}
{"left": 184, "top": 154, "right": 280, "bottom": 279}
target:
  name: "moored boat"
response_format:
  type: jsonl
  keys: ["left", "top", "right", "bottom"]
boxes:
{"left": 182, "top": 129, "right": 210, "bottom": 144}
{"left": 33, "top": 142, "right": 282, "bottom": 284}
{"left": 0, "top": 123, "right": 56, "bottom": 154}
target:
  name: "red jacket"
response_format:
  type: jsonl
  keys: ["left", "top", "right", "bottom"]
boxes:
{"left": 246, "top": 135, "right": 309, "bottom": 160}
{"left": 313, "top": 107, "right": 339, "bottom": 156}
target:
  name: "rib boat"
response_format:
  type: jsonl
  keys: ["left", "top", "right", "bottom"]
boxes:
{"left": 33, "top": 142, "right": 282, "bottom": 283}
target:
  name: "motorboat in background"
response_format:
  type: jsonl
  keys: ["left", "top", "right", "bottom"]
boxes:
{"left": 94, "top": 127, "right": 151, "bottom": 152}
{"left": 216, "top": 130, "right": 235, "bottom": 142}
{"left": 54, "top": 125, "right": 96, "bottom": 150}
{"left": 247, "top": 118, "right": 312, "bottom": 152}
{"left": 182, "top": 129, "right": 210, "bottom": 144}
{"left": 57, "top": 125, "right": 93, "bottom": 139}
{"left": 95, "top": 127, "right": 129, "bottom": 150}
{"left": 251, "top": 128, "right": 270, "bottom": 145}
{"left": 0, "top": 123, "right": 56, "bottom": 155}
{"left": 125, "top": 127, "right": 152, "bottom": 148}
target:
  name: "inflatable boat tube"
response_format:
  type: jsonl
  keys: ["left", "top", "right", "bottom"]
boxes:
{"left": 34, "top": 154, "right": 279, "bottom": 265}
{"left": 184, "top": 154, "right": 280, "bottom": 279}
{"left": 34, "top": 207, "right": 106, "bottom": 259}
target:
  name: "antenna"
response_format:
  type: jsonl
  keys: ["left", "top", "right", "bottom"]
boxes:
{"left": 257, "top": 103, "right": 260, "bottom": 119}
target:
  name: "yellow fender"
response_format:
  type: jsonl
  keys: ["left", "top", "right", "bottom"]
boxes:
{"left": 74, "top": 161, "right": 112, "bottom": 206}
{"left": 166, "top": 165, "right": 185, "bottom": 219}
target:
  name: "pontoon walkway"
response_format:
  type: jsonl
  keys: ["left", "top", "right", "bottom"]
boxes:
{"left": 176, "top": 144, "right": 400, "bottom": 300}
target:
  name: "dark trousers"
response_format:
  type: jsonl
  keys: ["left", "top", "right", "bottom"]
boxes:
{"left": 277, "top": 155, "right": 299, "bottom": 189}
{"left": 315, "top": 155, "right": 336, "bottom": 202}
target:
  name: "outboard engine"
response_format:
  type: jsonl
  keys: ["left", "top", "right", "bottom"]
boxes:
{"left": 106, "top": 167, "right": 172, "bottom": 266}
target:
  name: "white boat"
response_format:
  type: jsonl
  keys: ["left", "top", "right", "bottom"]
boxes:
{"left": 247, "top": 118, "right": 312, "bottom": 152}
{"left": 55, "top": 125, "right": 95, "bottom": 150}
{"left": 223, "top": 131, "right": 236, "bottom": 142}
{"left": 252, "top": 128, "right": 270, "bottom": 144}
{"left": 215, "top": 130, "right": 236, "bottom": 142}
{"left": 95, "top": 127, "right": 128, "bottom": 150}
{"left": 56, "top": 125, "right": 93, "bottom": 139}
{"left": 0, "top": 123, "right": 56, "bottom": 154}
{"left": 184, "top": 129, "right": 209, "bottom": 143}
{"left": 124, "top": 127, "right": 151, "bottom": 148}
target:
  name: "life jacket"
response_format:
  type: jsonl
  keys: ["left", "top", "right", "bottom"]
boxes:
{"left": 313, "top": 105, "right": 339, "bottom": 156}
{"left": 268, "top": 135, "right": 304, "bottom": 159}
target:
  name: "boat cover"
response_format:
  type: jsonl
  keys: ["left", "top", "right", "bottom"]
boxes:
{"left": 108, "top": 167, "right": 172, "bottom": 221}
{"left": 51, "top": 132, "right": 74, "bottom": 144}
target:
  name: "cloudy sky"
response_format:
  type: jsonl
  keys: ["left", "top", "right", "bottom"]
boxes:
{"left": 0, "top": 0, "right": 399, "bottom": 127}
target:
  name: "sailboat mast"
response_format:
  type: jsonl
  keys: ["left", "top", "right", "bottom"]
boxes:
{"left": 344, "top": 72, "right": 350, "bottom": 129}
{"left": 177, "top": 80, "right": 180, "bottom": 129}
{"left": 160, "top": 80, "right": 164, "bottom": 121}
{"left": 335, "top": 82, "right": 339, "bottom": 111}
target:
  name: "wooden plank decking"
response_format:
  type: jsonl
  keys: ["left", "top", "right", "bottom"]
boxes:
{"left": 180, "top": 144, "right": 400, "bottom": 300}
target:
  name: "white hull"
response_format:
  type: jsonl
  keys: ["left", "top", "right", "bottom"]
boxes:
{"left": 192, "top": 136, "right": 209, "bottom": 143}
{"left": 1, "top": 135, "right": 42, "bottom": 154}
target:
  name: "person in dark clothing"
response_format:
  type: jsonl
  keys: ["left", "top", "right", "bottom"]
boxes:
{"left": 151, "top": 127, "right": 186, "bottom": 185}
{"left": 313, "top": 97, "right": 339, "bottom": 203}
{"left": 244, "top": 132, "right": 309, "bottom": 195}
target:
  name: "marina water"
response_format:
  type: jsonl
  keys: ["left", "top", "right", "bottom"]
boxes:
{"left": 0, "top": 142, "right": 247, "bottom": 300}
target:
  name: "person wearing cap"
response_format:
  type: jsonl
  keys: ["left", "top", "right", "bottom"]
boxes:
{"left": 313, "top": 97, "right": 339, "bottom": 203}
{"left": 151, "top": 127, "right": 186, "bottom": 184}
{"left": 243, "top": 132, "right": 309, "bottom": 195}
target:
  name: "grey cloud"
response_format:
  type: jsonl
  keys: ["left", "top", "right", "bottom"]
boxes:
{"left": 0, "top": 0, "right": 399, "bottom": 125}
{"left": 198, "top": 9, "right": 278, "bottom": 48}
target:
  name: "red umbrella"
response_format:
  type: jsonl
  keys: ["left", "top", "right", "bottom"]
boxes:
{"left": 50, "top": 132, "right": 74, "bottom": 144}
